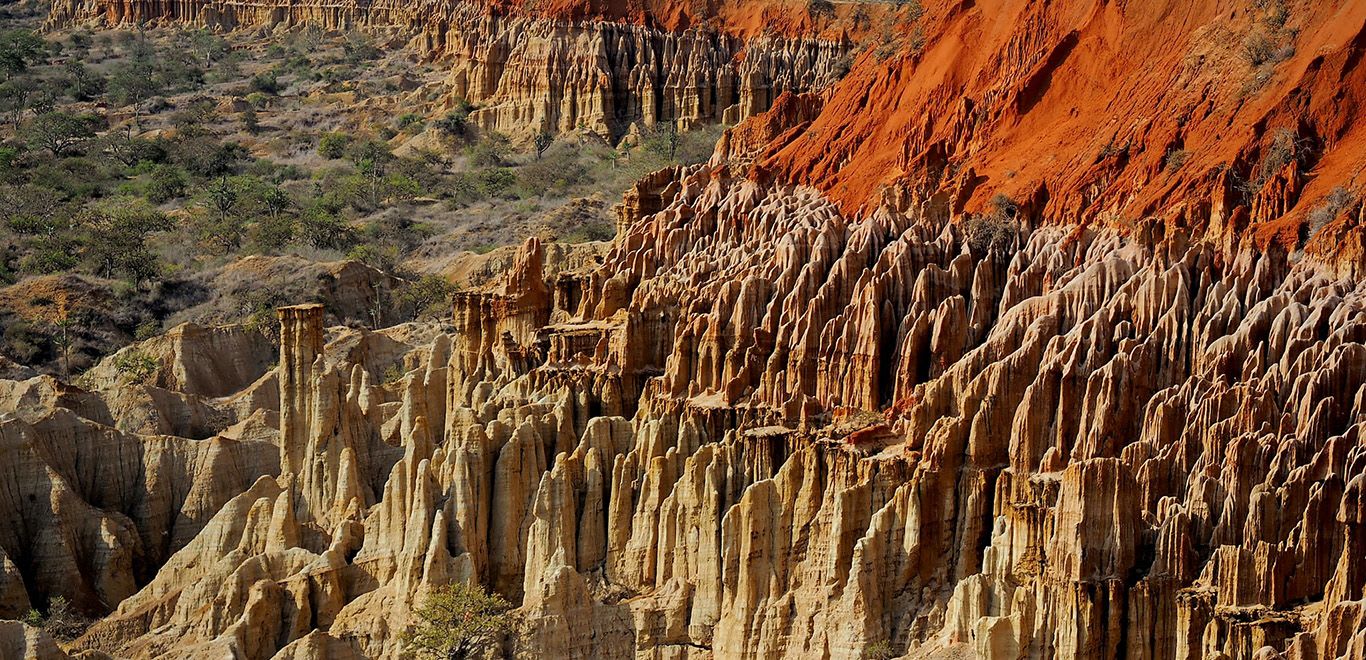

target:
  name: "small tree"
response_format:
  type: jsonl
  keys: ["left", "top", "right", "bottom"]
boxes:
{"left": 0, "top": 29, "right": 46, "bottom": 80}
{"left": 533, "top": 131, "right": 554, "bottom": 160}
{"left": 468, "top": 132, "right": 510, "bottom": 168}
{"left": 0, "top": 77, "right": 39, "bottom": 128}
{"left": 434, "top": 109, "right": 469, "bottom": 137}
{"left": 241, "top": 105, "right": 260, "bottom": 134}
{"left": 107, "top": 60, "right": 161, "bottom": 129}
{"left": 62, "top": 61, "right": 106, "bottom": 101}
{"left": 403, "top": 582, "right": 514, "bottom": 660}
{"left": 145, "top": 164, "right": 188, "bottom": 203}
{"left": 81, "top": 197, "right": 174, "bottom": 284}
{"left": 318, "top": 132, "right": 350, "bottom": 159}
{"left": 25, "top": 111, "right": 97, "bottom": 157}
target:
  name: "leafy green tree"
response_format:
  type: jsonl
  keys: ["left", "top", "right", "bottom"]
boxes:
{"left": 80, "top": 197, "right": 174, "bottom": 284}
{"left": 0, "top": 29, "right": 45, "bottom": 80}
{"left": 346, "top": 242, "right": 399, "bottom": 272}
{"left": 181, "top": 29, "right": 229, "bottom": 69}
{"left": 398, "top": 274, "right": 456, "bottom": 319}
{"left": 248, "top": 212, "right": 295, "bottom": 252}
{"left": 105, "top": 134, "right": 168, "bottom": 167}
{"left": 251, "top": 180, "right": 292, "bottom": 220}
{"left": 107, "top": 59, "right": 161, "bottom": 129}
{"left": 205, "top": 177, "right": 240, "bottom": 219}
{"left": 347, "top": 139, "right": 396, "bottom": 208}
{"left": 178, "top": 140, "right": 249, "bottom": 178}
{"left": 403, "top": 582, "right": 515, "bottom": 660}
{"left": 25, "top": 111, "right": 98, "bottom": 157}
{"left": 0, "top": 184, "right": 65, "bottom": 234}
{"left": 0, "top": 77, "right": 39, "bottom": 128}
{"left": 297, "top": 207, "right": 352, "bottom": 250}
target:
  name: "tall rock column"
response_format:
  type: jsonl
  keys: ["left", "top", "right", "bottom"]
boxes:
{"left": 279, "top": 303, "right": 324, "bottom": 477}
{"left": 276, "top": 303, "right": 372, "bottom": 535}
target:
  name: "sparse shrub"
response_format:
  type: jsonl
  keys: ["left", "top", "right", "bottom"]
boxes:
{"left": 641, "top": 122, "right": 680, "bottom": 160}
{"left": 39, "top": 595, "right": 92, "bottom": 642}
{"left": 964, "top": 208, "right": 1017, "bottom": 253}
{"left": 241, "top": 106, "right": 259, "bottom": 134}
{"left": 864, "top": 640, "right": 895, "bottom": 660}
{"left": 831, "top": 50, "right": 856, "bottom": 79}
{"left": 1164, "top": 148, "right": 1189, "bottom": 173}
{"left": 988, "top": 193, "right": 1019, "bottom": 220}
{"left": 519, "top": 144, "right": 590, "bottom": 196}
{"left": 21, "top": 608, "right": 43, "bottom": 628}
{"left": 1306, "top": 185, "right": 1356, "bottom": 242}
{"left": 1246, "top": 127, "right": 1308, "bottom": 191}
{"left": 113, "top": 349, "right": 158, "bottom": 384}
{"left": 907, "top": 25, "right": 928, "bottom": 54}
{"left": 807, "top": 0, "right": 835, "bottom": 19}
{"left": 397, "top": 113, "right": 424, "bottom": 131}
{"left": 468, "top": 131, "right": 511, "bottom": 168}
{"left": 134, "top": 320, "right": 160, "bottom": 340}
{"left": 241, "top": 289, "right": 288, "bottom": 342}
{"left": 1242, "top": 30, "right": 1276, "bottom": 67}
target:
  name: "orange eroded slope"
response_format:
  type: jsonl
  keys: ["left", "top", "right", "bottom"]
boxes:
{"left": 756, "top": 0, "right": 1366, "bottom": 252}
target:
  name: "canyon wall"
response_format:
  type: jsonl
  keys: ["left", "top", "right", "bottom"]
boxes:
{"left": 45, "top": 0, "right": 852, "bottom": 140}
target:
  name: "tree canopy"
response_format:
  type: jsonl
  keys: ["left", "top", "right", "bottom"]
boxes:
{"left": 403, "top": 582, "right": 515, "bottom": 660}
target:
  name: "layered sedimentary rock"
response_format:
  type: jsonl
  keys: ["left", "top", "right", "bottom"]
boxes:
{"left": 9, "top": 0, "right": 1366, "bottom": 658}
{"left": 2, "top": 153, "right": 1353, "bottom": 658}
{"left": 46, "top": 0, "right": 852, "bottom": 140}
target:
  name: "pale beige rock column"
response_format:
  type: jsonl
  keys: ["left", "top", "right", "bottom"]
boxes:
{"left": 278, "top": 304, "right": 324, "bottom": 478}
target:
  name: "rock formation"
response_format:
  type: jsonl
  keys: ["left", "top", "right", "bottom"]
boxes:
{"left": 6, "top": 0, "right": 1366, "bottom": 658}
{"left": 45, "top": 0, "right": 856, "bottom": 141}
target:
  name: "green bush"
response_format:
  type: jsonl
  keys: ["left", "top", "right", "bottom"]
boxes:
{"left": 144, "top": 164, "right": 188, "bottom": 203}
{"left": 318, "top": 132, "right": 350, "bottom": 159}
{"left": 250, "top": 70, "right": 282, "bottom": 95}
{"left": 402, "top": 582, "right": 515, "bottom": 659}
